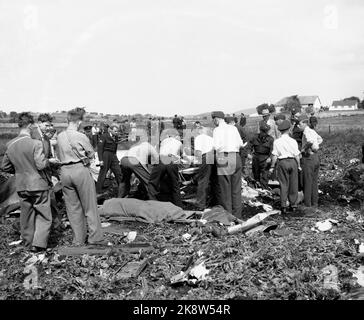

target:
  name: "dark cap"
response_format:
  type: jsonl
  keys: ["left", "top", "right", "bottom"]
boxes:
{"left": 277, "top": 119, "right": 291, "bottom": 131}
{"left": 211, "top": 111, "right": 225, "bottom": 119}
{"left": 274, "top": 114, "right": 286, "bottom": 121}
{"left": 225, "top": 115, "right": 234, "bottom": 123}
{"left": 259, "top": 121, "right": 271, "bottom": 132}
{"left": 297, "top": 114, "right": 309, "bottom": 122}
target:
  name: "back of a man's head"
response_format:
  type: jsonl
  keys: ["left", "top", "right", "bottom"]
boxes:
{"left": 38, "top": 113, "right": 53, "bottom": 123}
{"left": 67, "top": 108, "right": 85, "bottom": 123}
{"left": 18, "top": 112, "right": 34, "bottom": 128}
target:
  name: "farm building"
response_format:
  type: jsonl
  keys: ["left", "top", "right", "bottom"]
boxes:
{"left": 329, "top": 99, "right": 359, "bottom": 111}
{"left": 275, "top": 95, "right": 322, "bottom": 113}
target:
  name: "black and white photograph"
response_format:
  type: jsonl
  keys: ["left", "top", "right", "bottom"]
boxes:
{"left": 1, "top": 0, "right": 364, "bottom": 308}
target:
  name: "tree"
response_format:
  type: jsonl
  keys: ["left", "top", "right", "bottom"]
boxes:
{"left": 0, "top": 111, "right": 7, "bottom": 118}
{"left": 344, "top": 96, "right": 360, "bottom": 105}
{"left": 282, "top": 95, "right": 301, "bottom": 114}
{"left": 256, "top": 103, "right": 276, "bottom": 115}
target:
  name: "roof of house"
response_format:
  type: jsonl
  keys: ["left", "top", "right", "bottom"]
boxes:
{"left": 275, "top": 95, "right": 320, "bottom": 106}
{"left": 332, "top": 99, "right": 358, "bottom": 107}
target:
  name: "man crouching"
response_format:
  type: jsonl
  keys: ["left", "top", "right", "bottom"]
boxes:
{"left": 1, "top": 112, "right": 60, "bottom": 252}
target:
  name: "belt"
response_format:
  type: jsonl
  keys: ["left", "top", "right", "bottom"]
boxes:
{"left": 278, "top": 157, "right": 295, "bottom": 161}
{"left": 61, "top": 161, "right": 82, "bottom": 166}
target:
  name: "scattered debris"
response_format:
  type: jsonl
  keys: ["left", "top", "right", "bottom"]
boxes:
{"left": 58, "top": 242, "right": 153, "bottom": 256}
{"left": 189, "top": 262, "right": 209, "bottom": 281}
{"left": 116, "top": 258, "right": 149, "bottom": 279}
{"left": 126, "top": 231, "right": 137, "bottom": 243}
{"left": 227, "top": 210, "right": 280, "bottom": 235}
{"left": 182, "top": 233, "right": 192, "bottom": 241}
{"left": 314, "top": 219, "right": 339, "bottom": 232}
{"left": 8, "top": 239, "right": 22, "bottom": 246}
{"left": 101, "top": 222, "right": 111, "bottom": 228}
{"left": 322, "top": 265, "right": 340, "bottom": 292}
{"left": 351, "top": 266, "right": 364, "bottom": 287}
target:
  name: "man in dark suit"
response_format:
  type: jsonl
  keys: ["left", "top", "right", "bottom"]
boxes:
{"left": 1, "top": 112, "right": 59, "bottom": 252}
{"left": 96, "top": 123, "right": 123, "bottom": 196}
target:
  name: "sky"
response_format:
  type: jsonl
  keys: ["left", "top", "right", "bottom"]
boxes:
{"left": 0, "top": 0, "right": 364, "bottom": 116}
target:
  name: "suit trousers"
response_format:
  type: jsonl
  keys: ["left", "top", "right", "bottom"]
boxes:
{"left": 216, "top": 152, "right": 242, "bottom": 218}
{"left": 276, "top": 158, "right": 298, "bottom": 208}
{"left": 148, "top": 156, "right": 182, "bottom": 208}
{"left": 252, "top": 155, "right": 270, "bottom": 189}
{"left": 302, "top": 153, "right": 320, "bottom": 207}
{"left": 96, "top": 151, "right": 123, "bottom": 194}
{"left": 60, "top": 163, "right": 103, "bottom": 245}
{"left": 119, "top": 156, "right": 151, "bottom": 198}
{"left": 17, "top": 190, "right": 52, "bottom": 248}
{"left": 195, "top": 153, "right": 213, "bottom": 210}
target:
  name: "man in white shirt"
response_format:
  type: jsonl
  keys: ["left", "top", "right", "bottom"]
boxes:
{"left": 119, "top": 136, "right": 159, "bottom": 199}
{"left": 269, "top": 120, "right": 301, "bottom": 214}
{"left": 91, "top": 123, "right": 99, "bottom": 148}
{"left": 148, "top": 130, "right": 184, "bottom": 207}
{"left": 212, "top": 111, "right": 245, "bottom": 218}
{"left": 193, "top": 126, "right": 215, "bottom": 210}
{"left": 298, "top": 114, "right": 323, "bottom": 207}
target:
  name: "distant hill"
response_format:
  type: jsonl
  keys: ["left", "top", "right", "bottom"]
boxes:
{"left": 187, "top": 107, "right": 257, "bottom": 119}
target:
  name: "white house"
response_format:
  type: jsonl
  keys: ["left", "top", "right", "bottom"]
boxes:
{"left": 275, "top": 95, "right": 322, "bottom": 113}
{"left": 329, "top": 99, "right": 358, "bottom": 111}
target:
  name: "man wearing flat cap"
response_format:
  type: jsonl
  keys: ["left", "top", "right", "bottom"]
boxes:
{"left": 269, "top": 120, "right": 301, "bottom": 214}
{"left": 260, "top": 109, "right": 279, "bottom": 140}
{"left": 297, "top": 114, "right": 323, "bottom": 208}
{"left": 211, "top": 110, "right": 245, "bottom": 218}
{"left": 250, "top": 121, "right": 274, "bottom": 189}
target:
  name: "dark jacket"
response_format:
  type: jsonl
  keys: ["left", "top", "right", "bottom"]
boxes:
{"left": 235, "top": 124, "right": 247, "bottom": 142}
{"left": 1, "top": 133, "right": 50, "bottom": 192}
{"left": 240, "top": 116, "right": 247, "bottom": 127}
{"left": 290, "top": 124, "right": 303, "bottom": 149}
{"left": 97, "top": 133, "right": 118, "bottom": 161}
{"left": 250, "top": 132, "right": 274, "bottom": 160}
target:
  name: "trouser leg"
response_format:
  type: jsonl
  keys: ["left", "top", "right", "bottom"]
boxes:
{"left": 277, "top": 161, "right": 289, "bottom": 208}
{"left": 258, "top": 157, "right": 270, "bottom": 189}
{"left": 288, "top": 160, "right": 298, "bottom": 207}
{"left": 96, "top": 152, "right": 112, "bottom": 193}
{"left": 196, "top": 154, "right": 212, "bottom": 210}
{"left": 312, "top": 155, "right": 320, "bottom": 206}
{"left": 302, "top": 157, "right": 313, "bottom": 206}
{"left": 32, "top": 190, "right": 52, "bottom": 248}
{"left": 217, "top": 174, "right": 232, "bottom": 213}
{"left": 74, "top": 166, "right": 103, "bottom": 243}
{"left": 61, "top": 168, "right": 87, "bottom": 245}
{"left": 165, "top": 163, "right": 182, "bottom": 208}
{"left": 148, "top": 163, "right": 165, "bottom": 200}
{"left": 231, "top": 153, "right": 242, "bottom": 218}
{"left": 18, "top": 191, "right": 36, "bottom": 248}
{"left": 119, "top": 161, "right": 132, "bottom": 198}
{"left": 252, "top": 156, "right": 260, "bottom": 182}
{"left": 109, "top": 153, "right": 123, "bottom": 197}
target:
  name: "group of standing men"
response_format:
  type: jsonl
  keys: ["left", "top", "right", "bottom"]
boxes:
{"left": 249, "top": 108, "right": 322, "bottom": 214}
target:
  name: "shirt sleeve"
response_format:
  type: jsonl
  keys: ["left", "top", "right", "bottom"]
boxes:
{"left": 194, "top": 136, "right": 202, "bottom": 152}
{"left": 33, "top": 140, "right": 50, "bottom": 170}
{"left": 212, "top": 128, "right": 222, "bottom": 152}
{"left": 234, "top": 127, "right": 244, "bottom": 148}
{"left": 271, "top": 140, "right": 279, "bottom": 157}
{"left": 1, "top": 151, "right": 15, "bottom": 173}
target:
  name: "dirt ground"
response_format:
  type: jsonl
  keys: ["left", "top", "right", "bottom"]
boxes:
{"left": 1, "top": 130, "right": 364, "bottom": 300}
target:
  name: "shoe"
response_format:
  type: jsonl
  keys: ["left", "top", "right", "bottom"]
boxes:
{"left": 30, "top": 246, "right": 46, "bottom": 253}
{"left": 281, "top": 207, "right": 288, "bottom": 215}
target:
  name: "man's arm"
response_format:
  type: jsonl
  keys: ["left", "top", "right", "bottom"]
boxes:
{"left": 81, "top": 134, "right": 95, "bottom": 159}
{"left": 97, "top": 134, "right": 106, "bottom": 163}
{"left": 1, "top": 152, "right": 15, "bottom": 173}
{"left": 34, "top": 140, "right": 50, "bottom": 170}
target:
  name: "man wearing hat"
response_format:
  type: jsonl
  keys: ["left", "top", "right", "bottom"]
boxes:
{"left": 250, "top": 122, "right": 274, "bottom": 189}
{"left": 297, "top": 114, "right": 323, "bottom": 207}
{"left": 273, "top": 114, "right": 286, "bottom": 139}
{"left": 260, "top": 109, "right": 279, "bottom": 140}
{"left": 309, "top": 112, "right": 318, "bottom": 130}
{"left": 212, "top": 111, "right": 245, "bottom": 218}
{"left": 269, "top": 120, "right": 301, "bottom": 214}
{"left": 96, "top": 123, "right": 123, "bottom": 196}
